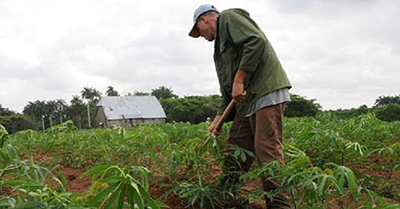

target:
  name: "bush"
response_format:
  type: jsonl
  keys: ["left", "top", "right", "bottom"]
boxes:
{"left": 0, "top": 104, "right": 15, "bottom": 116}
{"left": 160, "top": 95, "right": 220, "bottom": 124}
{"left": 329, "top": 105, "right": 372, "bottom": 119}
{"left": 0, "top": 114, "right": 38, "bottom": 134}
{"left": 285, "top": 94, "right": 321, "bottom": 117}
{"left": 375, "top": 104, "right": 400, "bottom": 122}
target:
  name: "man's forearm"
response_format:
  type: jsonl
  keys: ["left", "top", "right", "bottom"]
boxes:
{"left": 232, "top": 69, "right": 248, "bottom": 102}
{"left": 234, "top": 69, "right": 248, "bottom": 85}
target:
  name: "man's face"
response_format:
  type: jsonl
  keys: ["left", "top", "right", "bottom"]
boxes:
{"left": 196, "top": 16, "right": 215, "bottom": 42}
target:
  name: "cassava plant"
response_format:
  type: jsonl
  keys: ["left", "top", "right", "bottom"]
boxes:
{"left": 0, "top": 145, "right": 81, "bottom": 208}
{"left": 82, "top": 165, "right": 163, "bottom": 209}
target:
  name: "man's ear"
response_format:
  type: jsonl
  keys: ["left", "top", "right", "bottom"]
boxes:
{"left": 198, "top": 15, "right": 206, "bottom": 23}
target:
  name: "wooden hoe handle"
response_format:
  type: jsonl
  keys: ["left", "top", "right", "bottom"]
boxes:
{"left": 214, "top": 100, "right": 236, "bottom": 131}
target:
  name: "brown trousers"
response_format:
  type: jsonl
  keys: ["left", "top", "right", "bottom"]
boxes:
{"left": 223, "top": 103, "right": 289, "bottom": 208}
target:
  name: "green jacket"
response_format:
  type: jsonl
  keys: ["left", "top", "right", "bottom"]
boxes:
{"left": 214, "top": 8, "right": 291, "bottom": 116}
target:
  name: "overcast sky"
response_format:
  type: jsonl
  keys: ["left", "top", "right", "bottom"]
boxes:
{"left": 1, "top": 0, "right": 399, "bottom": 113}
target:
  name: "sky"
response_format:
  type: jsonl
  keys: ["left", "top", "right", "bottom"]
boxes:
{"left": 1, "top": 0, "right": 399, "bottom": 113}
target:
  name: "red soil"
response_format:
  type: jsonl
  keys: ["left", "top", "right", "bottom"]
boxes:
{"left": 25, "top": 152, "right": 399, "bottom": 208}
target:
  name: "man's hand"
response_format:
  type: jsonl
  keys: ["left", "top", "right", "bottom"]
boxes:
{"left": 208, "top": 115, "right": 222, "bottom": 137}
{"left": 232, "top": 69, "right": 248, "bottom": 103}
{"left": 232, "top": 82, "right": 246, "bottom": 103}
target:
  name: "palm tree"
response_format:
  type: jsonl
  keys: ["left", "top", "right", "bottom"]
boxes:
{"left": 151, "top": 86, "right": 178, "bottom": 100}
{"left": 81, "top": 87, "right": 93, "bottom": 127}
{"left": 81, "top": 87, "right": 102, "bottom": 127}
{"left": 374, "top": 95, "right": 400, "bottom": 107}
{"left": 55, "top": 98, "right": 67, "bottom": 123}
{"left": 46, "top": 100, "right": 57, "bottom": 127}
{"left": 23, "top": 101, "right": 36, "bottom": 117}
{"left": 23, "top": 100, "right": 48, "bottom": 129}
{"left": 68, "top": 95, "right": 86, "bottom": 130}
{"left": 93, "top": 89, "right": 102, "bottom": 103}
{"left": 106, "top": 86, "right": 119, "bottom": 96}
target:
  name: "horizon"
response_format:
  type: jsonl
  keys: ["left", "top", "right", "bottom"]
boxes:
{"left": 1, "top": 0, "right": 399, "bottom": 113}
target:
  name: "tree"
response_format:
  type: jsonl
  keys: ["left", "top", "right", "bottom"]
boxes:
{"left": 23, "top": 100, "right": 48, "bottom": 130}
{"left": 46, "top": 100, "right": 57, "bottom": 127}
{"left": 285, "top": 94, "right": 322, "bottom": 117}
{"left": 160, "top": 95, "right": 221, "bottom": 123}
{"left": 151, "top": 86, "right": 178, "bottom": 100}
{"left": 375, "top": 104, "right": 400, "bottom": 122}
{"left": 374, "top": 95, "right": 400, "bottom": 107}
{"left": 130, "top": 91, "right": 150, "bottom": 96}
{"left": 55, "top": 98, "right": 67, "bottom": 123}
{"left": 66, "top": 95, "right": 86, "bottom": 130}
{"left": 0, "top": 104, "right": 15, "bottom": 116}
{"left": 0, "top": 104, "right": 36, "bottom": 134}
{"left": 81, "top": 87, "right": 102, "bottom": 127}
{"left": 0, "top": 114, "right": 37, "bottom": 134}
{"left": 106, "top": 86, "right": 119, "bottom": 96}
{"left": 23, "top": 99, "right": 68, "bottom": 130}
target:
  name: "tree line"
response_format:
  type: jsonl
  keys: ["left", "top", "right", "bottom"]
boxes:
{"left": 0, "top": 86, "right": 180, "bottom": 133}
{"left": 327, "top": 95, "right": 400, "bottom": 122}
{"left": 1, "top": 86, "right": 399, "bottom": 134}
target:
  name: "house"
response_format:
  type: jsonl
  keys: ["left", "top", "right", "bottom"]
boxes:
{"left": 95, "top": 96, "right": 166, "bottom": 128}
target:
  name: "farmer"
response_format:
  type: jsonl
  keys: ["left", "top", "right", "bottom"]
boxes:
{"left": 188, "top": 4, "right": 292, "bottom": 208}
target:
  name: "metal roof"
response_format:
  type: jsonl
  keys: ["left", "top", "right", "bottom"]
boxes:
{"left": 97, "top": 96, "right": 166, "bottom": 120}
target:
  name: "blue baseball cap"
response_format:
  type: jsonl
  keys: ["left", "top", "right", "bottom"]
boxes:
{"left": 188, "top": 4, "right": 219, "bottom": 38}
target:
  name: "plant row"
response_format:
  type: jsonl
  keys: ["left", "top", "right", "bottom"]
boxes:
{"left": 0, "top": 112, "right": 399, "bottom": 208}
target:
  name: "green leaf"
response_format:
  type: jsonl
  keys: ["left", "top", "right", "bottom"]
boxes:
{"left": 116, "top": 184, "right": 126, "bottom": 209}
{"left": 82, "top": 165, "right": 111, "bottom": 179}
{"left": 318, "top": 174, "right": 329, "bottom": 193}
{"left": 138, "top": 185, "right": 161, "bottom": 209}
{"left": 86, "top": 182, "right": 119, "bottom": 206}
{"left": 0, "top": 150, "right": 9, "bottom": 162}
{"left": 103, "top": 166, "right": 124, "bottom": 177}
{"left": 51, "top": 171, "right": 67, "bottom": 192}
{"left": 103, "top": 183, "right": 122, "bottom": 209}
{"left": 99, "top": 175, "right": 123, "bottom": 184}
{"left": 13, "top": 202, "right": 41, "bottom": 209}
{"left": 1, "top": 180, "right": 27, "bottom": 186}
{"left": 129, "top": 182, "right": 144, "bottom": 209}
{"left": 59, "top": 170, "right": 67, "bottom": 190}
{"left": 234, "top": 149, "right": 240, "bottom": 158}
{"left": 240, "top": 151, "right": 246, "bottom": 162}
{"left": 126, "top": 186, "right": 135, "bottom": 209}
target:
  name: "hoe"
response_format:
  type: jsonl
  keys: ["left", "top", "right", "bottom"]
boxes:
{"left": 201, "top": 99, "right": 236, "bottom": 149}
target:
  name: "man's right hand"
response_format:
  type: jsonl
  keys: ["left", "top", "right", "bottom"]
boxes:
{"left": 208, "top": 115, "right": 222, "bottom": 137}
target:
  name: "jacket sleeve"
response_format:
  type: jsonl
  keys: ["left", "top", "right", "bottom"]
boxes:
{"left": 217, "top": 85, "right": 230, "bottom": 115}
{"left": 220, "top": 11, "right": 266, "bottom": 73}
